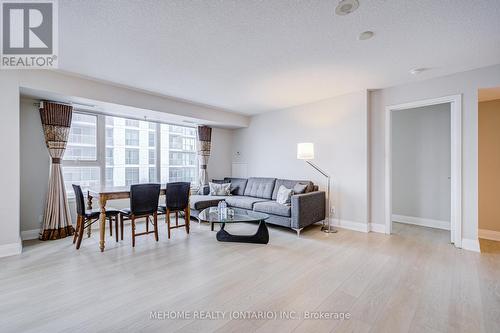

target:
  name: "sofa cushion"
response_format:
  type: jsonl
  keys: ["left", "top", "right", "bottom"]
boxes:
{"left": 225, "top": 196, "right": 269, "bottom": 210}
{"left": 224, "top": 177, "right": 248, "bottom": 196}
{"left": 243, "top": 177, "right": 276, "bottom": 199}
{"left": 253, "top": 201, "right": 291, "bottom": 217}
{"left": 272, "top": 179, "right": 314, "bottom": 200}
{"left": 189, "top": 195, "right": 226, "bottom": 210}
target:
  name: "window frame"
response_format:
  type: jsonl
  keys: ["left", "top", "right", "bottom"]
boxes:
{"left": 63, "top": 110, "right": 199, "bottom": 197}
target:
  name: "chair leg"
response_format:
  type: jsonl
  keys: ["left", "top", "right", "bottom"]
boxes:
{"left": 87, "top": 221, "right": 92, "bottom": 238}
{"left": 115, "top": 215, "right": 119, "bottom": 242}
{"left": 146, "top": 216, "right": 149, "bottom": 233}
{"left": 76, "top": 217, "right": 85, "bottom": 250}
{"left": 167, "top": 209, "right": 171, "bottom": 239}
{"left": 73, "top": 215, "right": 81, "bottom": 244}
{"left": 175, "top": 211, "right": 179, "bottom": 226}
{"left": 185, "top": 208, "right": 190, "bottom": 234}
{"left": 120, "top": 215, "right": 124, "bottom": 240}
{"left": 109, "top": 217, "right": 113, "bottom": 236}
{"left": 131, "top": 216, "right": 136, "bottom": 247}
{"left": 154, "top": 212, "right": 159, "bottom": 242}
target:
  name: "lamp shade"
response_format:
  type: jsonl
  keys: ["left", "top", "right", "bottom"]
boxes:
{"left": 297, "top": 143, "right": 314, "bottom": 160}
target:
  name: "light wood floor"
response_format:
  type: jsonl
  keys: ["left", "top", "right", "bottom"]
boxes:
{"left": 1, "top": 220, "right": 499, "bottom": 333}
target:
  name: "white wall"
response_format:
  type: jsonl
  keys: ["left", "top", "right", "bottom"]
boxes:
{"left": 208, "top": 128, "right": 233, "bottom": 180}
{"left": 232, "top": 91, "right": 369, "bottom": 225}
{"left": 392, "top": 104, "right": 451, "bottom": 227}
{"left": 370, "top": 64, "right": 500, "bottom": 243}
{"left": 0, "top": 72, "right": 21, "bottom": 256}
{"left": 20, "top": 99, "right": 50, "bottom": 234}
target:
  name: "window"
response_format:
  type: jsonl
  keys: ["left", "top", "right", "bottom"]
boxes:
{"left": 105, "top": 116, "right": 158, "bottom": 186}
{"left": 106, "top": 128, "right": 113, "bottom": 146}
{"left": 148, "top": 132, "right": 155, "bottom": 147}
{"left": 149, "top": 149, "right": 156, "bottom": 165}
{"left": 125, "top": 167, "right": 139, "bottom": 186}
{"left": 63, "top": 113, "right": 198, "bottom": 193}
{"left": 105, "top": 167, "right": 113, "bottom": 187}
{"left": 63, "top": 166, "right": 100, "bottom": 191}
{"left": 65, "top": 113, "right": 97, "bottom": 161}
{"left": 149, "top": 167, "right": 156, "bottom": 182}
{"left": 125, "top": 129, "right": 139, "bottom": 146}
{"left": 160, "top": 124, "right": 198, "bottom": 184}
{"left": 63, "top": 113, "right": 99, "bottom": 194}
{"left": 106, "top": 148, "right": 114, "bottom": 165}
{"left": 125, "top": 119, "right": 140, "bottom": 127}
{"left": 125, "top": 148, "right": 139, "bottom": 164}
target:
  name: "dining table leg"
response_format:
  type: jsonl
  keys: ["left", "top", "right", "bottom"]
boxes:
{"left": 99, "top": 196, "right": 107, "bottom": 252}
{"left": 86, "top": 194, "right": 93, "bottom": 238}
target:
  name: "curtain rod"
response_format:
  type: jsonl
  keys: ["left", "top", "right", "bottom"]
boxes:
{"left": 33, "top": 100, "right": 96, "bottom": 109}
{"left": 32, "top": 100, "right": 209, "bottom": 128}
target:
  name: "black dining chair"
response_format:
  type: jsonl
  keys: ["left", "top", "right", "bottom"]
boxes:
{"left": 72, "top": 184, "right": 120, "bottom": 249}
{"left": 158, "top": 182, "right": 191, "bottom": 239}
{"left": 119, "top": 183, "right": 161, "bottom": 247}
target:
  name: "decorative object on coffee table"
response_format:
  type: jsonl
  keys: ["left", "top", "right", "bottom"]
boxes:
{"left": 198, "top": 207, "right": 270, "bottom": 244}
{"left": 297, "top": 143, "right": 337, "bottom": 233}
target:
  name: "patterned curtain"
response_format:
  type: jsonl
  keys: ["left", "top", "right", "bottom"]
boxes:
{"left": 197, "top": 126, "right": 212, "bottom": 190}
{"left": 39, "top": 101, "right": 74, "bottom": 240}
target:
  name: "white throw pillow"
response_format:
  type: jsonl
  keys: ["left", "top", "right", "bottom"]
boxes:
{"left": 209, "top": 182, "right": 231, "bottom": 196}
{"left": 276, "top": 185, "right": 293, "bottom": 205}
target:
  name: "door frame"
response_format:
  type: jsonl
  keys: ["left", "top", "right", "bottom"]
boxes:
{"left": 384, "top": 94, "right": 462, "bottom": 247}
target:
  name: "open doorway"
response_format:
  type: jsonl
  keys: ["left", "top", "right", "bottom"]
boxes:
{"left": 385, "top": 95, "right": 462, "bottom": 248}
{"left": 478, "top": 87, "right": 500, "bottom": 253}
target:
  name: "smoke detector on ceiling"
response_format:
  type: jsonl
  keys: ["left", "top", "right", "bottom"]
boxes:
{"left": 335, "top": 0, "right": 359, "bottom": 16}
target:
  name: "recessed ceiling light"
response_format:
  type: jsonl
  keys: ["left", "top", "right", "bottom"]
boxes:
{"left": 335, "top": 0, "right": 359, "bottom": 16}
{"left": 358, "top": 31, "right": 374, "bottom": 40}
{"left": 409, "top": 68, "right": 428, "bottom": 75}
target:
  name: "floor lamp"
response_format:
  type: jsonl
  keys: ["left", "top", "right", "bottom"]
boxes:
{"left": 297, "top": 143, "right": 337, "bottom": 233}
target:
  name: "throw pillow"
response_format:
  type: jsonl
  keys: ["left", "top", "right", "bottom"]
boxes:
{"left": 276, "top": 185, "right": 293, "bottom": 205}
{"left": 293, "top": 183, "right": 308, "bottom": 194}
{"left": 209, "top": 182, "right": 231, "bottom": 196}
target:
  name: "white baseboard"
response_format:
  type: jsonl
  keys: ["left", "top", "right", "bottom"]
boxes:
{"left": 461, "top": 238, "right": 480, "bottom": 252}
{"left": 21, "top": 229, "right": 40, "bottom": 241}
{"left": 369, "top": 223, "right": 385, "bottom": 233}
{"left": 392, "top": 214, "right": 450, "bottom": 231}
{"left": 478, "top": 229, "right": 500, "bottom": 242}
{"left": 331, "top": 218, "right": 369, "bottom": 233}
{"left": 329, "top": 219, "right": 385, "bottom": 234}
{"left": 0, "top": 238, "right": 22, "bottom": 258}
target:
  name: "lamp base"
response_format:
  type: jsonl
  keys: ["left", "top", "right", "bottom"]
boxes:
{"left": 321, "top": 226, "right": 338, "bottom": 233}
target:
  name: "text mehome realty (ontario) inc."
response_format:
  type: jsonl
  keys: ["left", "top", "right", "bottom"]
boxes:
{"left": 149, "top": 310, "right": 351, "bottom": 321}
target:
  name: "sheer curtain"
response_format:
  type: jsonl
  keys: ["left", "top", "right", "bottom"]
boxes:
{"left": 197, "top": 126, "right": 212, "bottom": 192}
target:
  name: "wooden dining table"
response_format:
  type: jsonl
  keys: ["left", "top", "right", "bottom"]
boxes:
{"left": 87, "top": 185, "right": 166, "bottom": 252}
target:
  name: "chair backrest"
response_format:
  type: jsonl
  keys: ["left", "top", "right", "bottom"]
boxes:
{"left": 72, "top": 184, "right": 86, "bottom": 216}
{"left": 165, "top": 182, "right": 190, "bottom": 211}
{"left": 130, "top": 183, "right": 161, "bottom": 216}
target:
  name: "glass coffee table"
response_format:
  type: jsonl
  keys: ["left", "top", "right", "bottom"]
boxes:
{"left": 198, "top": 207, "right": 270, "bottom": 244}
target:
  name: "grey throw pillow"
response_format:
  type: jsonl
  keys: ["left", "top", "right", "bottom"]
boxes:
{"left": 276, "top": 185, "right": 293, "bottom": 205}
{"left": 293, "top": 183, "right": 308, "bottom": 194}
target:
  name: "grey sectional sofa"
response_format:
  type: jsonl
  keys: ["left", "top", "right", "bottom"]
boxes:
{"left": 190, "top": 177, "right": 326, "bottom": 235}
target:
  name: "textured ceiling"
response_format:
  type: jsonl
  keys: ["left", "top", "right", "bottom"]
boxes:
{"left": 59, "top": 0, "right": 500, "bottom": 114}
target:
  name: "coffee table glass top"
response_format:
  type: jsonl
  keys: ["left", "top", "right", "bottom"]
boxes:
{"left": 198, "top": 207, "right": 269, "bottom": 223}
